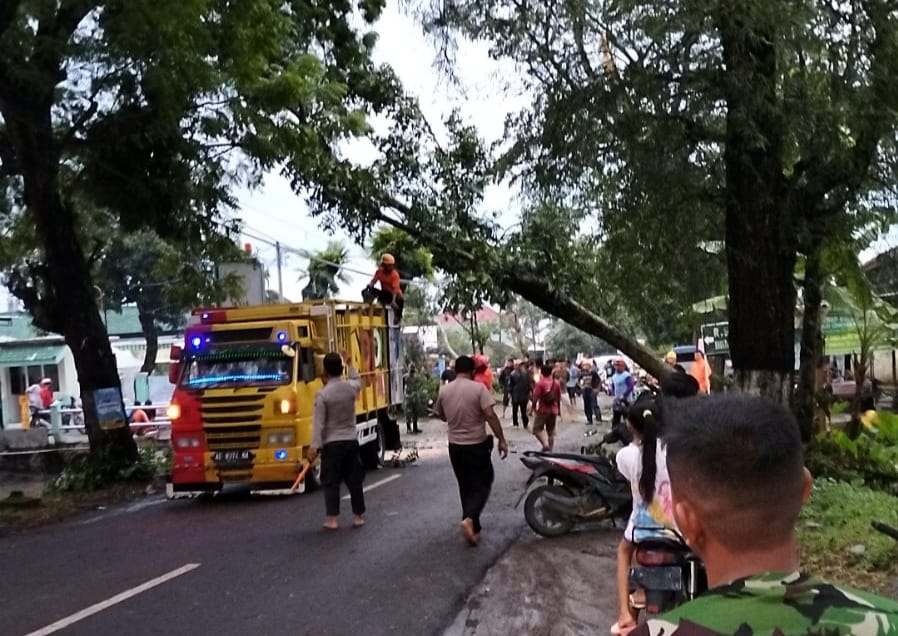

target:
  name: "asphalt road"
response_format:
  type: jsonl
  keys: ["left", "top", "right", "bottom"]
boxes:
{"left": 1, "top": 415, "right": 589, "bottom": 636}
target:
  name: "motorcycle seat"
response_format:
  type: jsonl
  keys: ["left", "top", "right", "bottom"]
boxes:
{"left": 634, "top": 536, "right": 688, "bottom": 553}
{"left": 529, "top": 451, "right": 611, "bottom": 467}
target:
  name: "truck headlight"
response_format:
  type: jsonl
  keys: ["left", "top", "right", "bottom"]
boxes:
{"left": 167, "top": 404, "right": 181, "bottom": 420}
{"left": 278, "top": 399, "right": 296, "bottom": 415}
{"left": 267, "top": 430, "right": 295, "bottom": 446}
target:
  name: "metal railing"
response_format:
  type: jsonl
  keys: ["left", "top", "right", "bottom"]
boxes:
{"left": 18, "top": 402, "right": 172, "bottom": 443}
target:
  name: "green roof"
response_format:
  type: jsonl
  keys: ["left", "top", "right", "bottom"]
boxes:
{"left": 0, "top": 307, "right": 183, "bottom": 341}
{"left": 0, "top": 344, "right": 67, "bottom": 367}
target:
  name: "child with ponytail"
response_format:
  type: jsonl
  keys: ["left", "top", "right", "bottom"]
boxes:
{"left": 611, "top": 396, "right": 677, "bottom": 635}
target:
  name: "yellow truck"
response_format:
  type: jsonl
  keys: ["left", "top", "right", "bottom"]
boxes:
{"left": 165, "top": 300, "right": 403, "bottom": 497}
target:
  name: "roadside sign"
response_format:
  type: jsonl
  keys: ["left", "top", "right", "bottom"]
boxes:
{"left": 700, "top": 322, "right": 730, "bottom": 356}
{"left": 92, "top": 387, "right": 127, "bottom": 430}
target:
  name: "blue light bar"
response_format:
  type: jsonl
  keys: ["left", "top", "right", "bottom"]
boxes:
{"left": 186, "top": 373, "right": 283, "bottom": 386}
{"left": 274, "top": 449, "right": 288, "bottom": 461}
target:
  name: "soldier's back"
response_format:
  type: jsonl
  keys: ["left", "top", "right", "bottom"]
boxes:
{"left": 635, "top": 572, "right": 898, "bottom": 636}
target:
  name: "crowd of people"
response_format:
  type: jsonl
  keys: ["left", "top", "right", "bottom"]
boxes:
{"left": 310, "top": 344, "right": 898, "bottom": 635}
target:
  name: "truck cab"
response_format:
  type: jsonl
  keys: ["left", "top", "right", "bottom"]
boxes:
{"left": 166, "top": 301, "right": 401, "bottom": 497}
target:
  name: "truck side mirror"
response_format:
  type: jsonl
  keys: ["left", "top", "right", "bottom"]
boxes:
{"left": 168, "top": 345, "right": 182, "bottom": 385}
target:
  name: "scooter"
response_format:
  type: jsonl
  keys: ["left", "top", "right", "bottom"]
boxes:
{"left": 516, "top": 445, "right": 632, "bottom": 537}
{"left": 629, "top": 530, "right": 707, "bottom": 615}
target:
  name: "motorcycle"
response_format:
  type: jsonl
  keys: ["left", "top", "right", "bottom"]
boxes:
{"left": 516, "top": 445, "right": 632, "bottom": 537}
{"left": 628, "top": 530, "right": 707, "bottom": 615}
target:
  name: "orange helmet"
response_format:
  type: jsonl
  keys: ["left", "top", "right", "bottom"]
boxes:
{"left": 380, "top": 253, "right": 395, "bottom": 266}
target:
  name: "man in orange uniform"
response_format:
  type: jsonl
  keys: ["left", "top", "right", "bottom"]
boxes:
{"left": 690, "top": 350, "right": 712, "bottom": 394}
{"left": 367, "top": 253, "right": 404, "bottom": 324}
{"left": 473, "top": 355, "right": 494, "bottom": 392}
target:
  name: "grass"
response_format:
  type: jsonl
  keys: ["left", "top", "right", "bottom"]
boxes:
{"left": 799, "top": 478, "right": 898, "bottom": 596}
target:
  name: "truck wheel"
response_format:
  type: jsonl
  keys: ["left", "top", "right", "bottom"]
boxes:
{"left": 361, "top": 422, "right": 385, "bottom": 470}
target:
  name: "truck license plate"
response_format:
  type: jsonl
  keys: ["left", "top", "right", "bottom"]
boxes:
{"left": 212, "top": 450, "right": 252, "bottom": 465}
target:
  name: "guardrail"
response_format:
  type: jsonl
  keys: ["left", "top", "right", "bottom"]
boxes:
{"left": 24, "top": 402, "right": 172, "bottom": 443}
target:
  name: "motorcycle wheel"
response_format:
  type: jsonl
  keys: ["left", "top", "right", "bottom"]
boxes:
{"left": 523, "top": 484, "right": 576, "bottom": 537}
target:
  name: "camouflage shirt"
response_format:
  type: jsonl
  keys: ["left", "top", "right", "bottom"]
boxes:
{"left": 632, "top": 572, "right": 898, "bottom": 636}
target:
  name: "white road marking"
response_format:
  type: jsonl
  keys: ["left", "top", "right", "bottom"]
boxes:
{"left": 24, "top": 563, "right": 201, "bottom": 636}
{"left": 342, "top": 474, "right": 401, "bottom": 500}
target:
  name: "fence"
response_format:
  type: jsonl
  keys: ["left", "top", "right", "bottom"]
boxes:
{"left": 9, "top": 402, "right": 172, "bottom": 449}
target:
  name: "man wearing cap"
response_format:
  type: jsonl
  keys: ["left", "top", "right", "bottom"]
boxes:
{"left": 368, "top": 253, "right": 404, "bottom": 323}
{"left": 39, "top": 379, "right": 54, "bottom": 409}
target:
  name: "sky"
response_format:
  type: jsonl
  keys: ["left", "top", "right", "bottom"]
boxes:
{"left": 234, "top": 1, "right": 523, "bottom": 303}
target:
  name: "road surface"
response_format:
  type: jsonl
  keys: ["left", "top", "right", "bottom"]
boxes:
{"left": 1, "top": 417, "right": 591, "bottom": 636}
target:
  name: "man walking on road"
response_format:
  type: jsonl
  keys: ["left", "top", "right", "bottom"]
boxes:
{"left": 309, "top": 351, "right": 366, "bottom": 530}
{"left": 531, "top": 364, "right": 562, "bottom": 451}
{"left": 434, "top": 355, "right": 509, "bottom": 546}
{"left": 510, "top": 360, "right": 533, "bottom": 429}
{"left": 499, "top": 358, "right": 515, "bottom": 418}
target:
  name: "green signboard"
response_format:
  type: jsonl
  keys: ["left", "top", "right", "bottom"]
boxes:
{"left": 700, "top": 322, "right": 729, "bottom": 356}
{"left": 702, "top": 315, "right": 895, "bottom": 357}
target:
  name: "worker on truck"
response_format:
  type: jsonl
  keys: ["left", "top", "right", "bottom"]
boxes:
{"left": 365, "top": 253, "right": 404, "bottom": 324}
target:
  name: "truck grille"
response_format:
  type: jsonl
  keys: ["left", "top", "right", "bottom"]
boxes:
{"left": 200, "top": 393, "right": 265, "bottom": 451}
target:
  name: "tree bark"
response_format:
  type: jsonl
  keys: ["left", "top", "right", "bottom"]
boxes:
{"left": 795, "top": 247, "right": 825, "bottom": 441}
{"left": 138, "top": 304, "right": 159, "bottom": 374}
{"left": 719, "top": 10, "right": 797, "bottom": 403}
{"left": 1, "top": 61, "right": 136, "bottom": 464}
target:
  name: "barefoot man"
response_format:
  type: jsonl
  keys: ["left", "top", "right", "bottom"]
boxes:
{"left": 434, "top": 355, "right": 509, "bottom": 546}
{"left": 309, "top": 351, "right": 366, "bottom": 530}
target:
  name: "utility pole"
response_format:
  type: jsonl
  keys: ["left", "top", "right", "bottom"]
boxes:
{"left": 275, "top": 241, "right": 284, "bottom": 301}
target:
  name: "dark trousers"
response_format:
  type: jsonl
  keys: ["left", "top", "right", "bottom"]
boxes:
{"left": 374, "top": 287, "right": 404, "bottom": 322}
{"left": 406, "top": 407, "right": 420, "bottom": 432}
{"left": 448, "top": 438, "right": 495, "bottom": 533}
{"left": 321, "top": 440, "right": 366, "bottom": 516}
{"left": 511, "top": 400, "right": 529, "bottom": 428}
{"left": 582, "top": 387, "right": 601, "bottom": 424}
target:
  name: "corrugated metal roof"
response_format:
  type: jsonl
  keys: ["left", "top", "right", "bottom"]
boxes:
{"left": 0, "top": 344, "right": 67, "bottom": 367}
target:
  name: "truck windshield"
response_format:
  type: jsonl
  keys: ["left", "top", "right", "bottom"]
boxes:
{"left": 180, "top": 346, "right": 293, "bottom": 389}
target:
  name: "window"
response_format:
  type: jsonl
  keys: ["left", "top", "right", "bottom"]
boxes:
{"left": 8, "top": 364, "right": 60, "bottom": 395}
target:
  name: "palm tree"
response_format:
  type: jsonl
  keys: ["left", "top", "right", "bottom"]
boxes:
{"left": 301, "top": 241, "right": 350, "bottom": 300}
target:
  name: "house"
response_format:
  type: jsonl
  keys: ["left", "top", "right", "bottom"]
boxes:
{"left": 0, "top": 308, "right": 183, "bottom": 426}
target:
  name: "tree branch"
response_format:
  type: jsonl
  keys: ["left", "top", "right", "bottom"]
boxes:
{"left": 375, "top": 198, "right": 671, "bottom": 380}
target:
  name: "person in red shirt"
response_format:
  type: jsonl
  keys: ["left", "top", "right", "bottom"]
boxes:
{"left": 473, "top": 355, "right": 494, "bottom": 392}
{"left": 530, "top": 364, "right": 562, "bottom": 452}
{"left": 39, "top": 378, "right": 54, "bottom": 409}
{"left": 367, "top": 253, "right": 404, "bottom": 323}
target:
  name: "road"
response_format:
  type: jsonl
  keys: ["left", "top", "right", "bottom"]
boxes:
{"left": 1, "top": 416, "right": 595, "bottom": 636}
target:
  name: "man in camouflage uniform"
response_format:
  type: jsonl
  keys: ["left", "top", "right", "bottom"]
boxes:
{"left": 631, "top": 395, "right": 898, "bottom": 636}
{"left": 403, "top": 364, "right": 427, "bottom": 434}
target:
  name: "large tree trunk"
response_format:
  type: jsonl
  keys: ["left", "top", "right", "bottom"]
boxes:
{"left": 6, "top": 94, "right": 136, "bottom": 465}
{"left": 719, "top": 10, "right": 797, "bottom": 403}
{"left": 138, "top": 305, "right": 159, "bottom": 374}
{"left": 795, "top": 247, "right": 825, "bottom": 441}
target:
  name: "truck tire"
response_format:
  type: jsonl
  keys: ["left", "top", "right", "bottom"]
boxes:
{"left": 361, "top": 422, "right": 385, "bottom": 470}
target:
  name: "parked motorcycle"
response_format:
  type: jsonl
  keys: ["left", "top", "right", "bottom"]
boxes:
{"left": 516, "top": 446, "right": 632, "bottom": 537}
{"left": 629, "top": 531, "right": 707, "bottom": 615}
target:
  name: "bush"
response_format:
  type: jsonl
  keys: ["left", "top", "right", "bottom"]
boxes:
{"left": 52, "top": 445, "right": 170, "bottom": 493}
{"left": 806, "top": 411, "right": 898, "bottom": 496}
{"left": 799, "top": 478, "right": 898, "bottom": 594}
